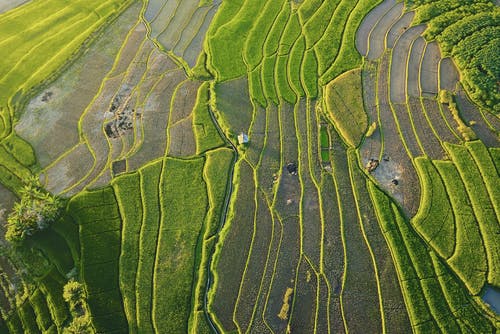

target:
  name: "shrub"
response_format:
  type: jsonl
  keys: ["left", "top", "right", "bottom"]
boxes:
{"left": 5, "top": 177, "right": 62, "bottom": 243}
{"left": 63, "top": 281, "right": 86, "bottom": 312}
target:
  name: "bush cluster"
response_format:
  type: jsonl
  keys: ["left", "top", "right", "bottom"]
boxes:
{"left": 5, "top": 177, "right": 62, "bottom": 243}
{"left": 410, "top": 0, "right": 500, "bottom": 113}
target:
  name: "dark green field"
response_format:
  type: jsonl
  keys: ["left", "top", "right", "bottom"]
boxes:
{"left": 0, "top": 0, "right": 498, "bottom": 333}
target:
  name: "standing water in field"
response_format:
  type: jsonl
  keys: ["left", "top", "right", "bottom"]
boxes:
{"left": 482, "top": 286, "right": 500, "bottom": 315}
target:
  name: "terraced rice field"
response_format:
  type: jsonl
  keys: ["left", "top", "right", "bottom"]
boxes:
{"left": 0, "top": 0, "right": 499, "bottom": 333}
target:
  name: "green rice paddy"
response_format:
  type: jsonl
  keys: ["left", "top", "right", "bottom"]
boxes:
{"left": 0, "top": 0, "right": 498, "bottom": 333}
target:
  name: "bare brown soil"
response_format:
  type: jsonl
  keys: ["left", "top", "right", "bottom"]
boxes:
{"left": 16, "top": 2, "right": 143, "bottom": 168}
{"left": 455, "top": 86, "right": 500, "bottom": 147}
{"left": 367, "top": 2, "right": 403, "bottom": 60}
{"left": 390, "top": 25, "right": 426, "bottom": 104}
{"left": 439, "top": 58, "right": 459, "bottom": 92}
{"left": 386, "top": 12, "right": 414, "bottom": 49}
{"left": 233, "top": 192, "right": 273, "bottom": 332}
{"left": 44, "top": 143, "right": 94, "bottom": 196}
{"left": 420, "top": 42, "right": 441, "bottom": 96}
{"left": 210, "top": 160, "right": 255, "bottom": 332}
{"left": 407, "top": 37, "right": 425, "bottom": 97}
{"left": 167, "top": 117, "right": 197, "bottom": 157}
{"left": 356, "top": 0, "right": 397, "bottom": 57}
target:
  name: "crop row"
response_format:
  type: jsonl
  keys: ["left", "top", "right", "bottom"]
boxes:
{"left": 69, "top": 187, "right": 128, "bottom": 333}
{"left": 412, "top": 157, "right": 455, "bottom": 259}
{"left": 368, "top": 181, "right": 494, "bottom": 332}
{"left": 324, "top": 69, "right": 367, "bottom": 148}
{"left": 412, "top": 0, "right": 500, "bottom": 112}
{"left": 444, "top": 142, "right": 500, "bottom": 288}
{"left": 433, "top": 160, "right": 487, "bottom": 295}
{"left": 192, "top": 82, "right": 226, "bottom": 155}
{"left": 207, "top": 0, "right": 379, "bottom": 106}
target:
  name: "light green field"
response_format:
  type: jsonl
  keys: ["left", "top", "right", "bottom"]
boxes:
{"left": 0, "top": 0, "right": 499, "bottom": 333}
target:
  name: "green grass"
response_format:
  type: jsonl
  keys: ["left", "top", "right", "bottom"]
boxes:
{"left": 203, "top": 148, "right": 234, "bottom": 238}
{"left": 275, "top": 55, "right": 296, "bottom": 104}
{"left": 319, "top": 0, "right": 383, "bottom": 85}
{"left": 40, "top": 268, "right": 70, "bottom": 329}
{"left": 262, "top": 2, "right": 290, "bottom": 57}
{"left": 412, "top": 157, "right": 455, "bottom": 259}
{"left": 206, "top": 0, "right": 266, "bottom": 81}
{"left": 193, "top": 82, "right": 225, "bottom": 154}
{"left": 261, "top": 56, "right": 278, "bottom": 104}
{"left": 298, "top": 0, "right": 324, "bottom": 24}
{"left": 112, "top": 171, "right": 143, "bottom": 333}
{"left": 410, "top": 0, "right": 500, "bottom": 113}
{"left": 465, "top": 141, "right": 500, "bottom": 219}
{"left": 30, "top": 229, "right": 75, "bottom": 278}
{"left": 302, "top": 0, "right": 341, "bottom": 48}
{"left": 324, "top": 69, "right": 367, "bottom": 147}
{"left": 445, "top": 142, "right": 500, "bottom": 288}
{"left": 18, "top": 301, "right": 40, "bottom": 333}
{"left": 288, "top": 36, "right": 306, "bottom": 96}
{"left": 314, "top": 0, "right": 359, "bottom": 74}
{"left": 2, "top": 134, "right": 36, "bottom": 168}
{"left": 302, "top": 49, "right": 318, "bottom": 98}
{"left": 243, "top": 0, "right": 284, "bottom": 68}
{"left": 489, "top": 147, "right": 500, "bottom": 173}
{"left": 29, "top": 289, "right": 53, "bottom": 331}
{"left": 136, "top": 160, "right": 162, "bottom": 333}
{"left": 367, "top": 181, "right": 475, "bottom": 331}
{"left": 153, "top": 157, "right": 208, "bottom": 333}
{"left": 434, "top": 160, "right": 487, "bottom": 295}
{"left": 189, "top": 148, "right": 233, "bottom": 331}
{"left": 51, "top": 215, "right": 81, "bottom": 267}
{"left": 248, "top": 65, "right": 267, "bottom": 107}
{"left": 69, "top": 186, "right": 128, "bottom": 332}
{"left": 278, "top": 12, "right": 301, "bottom": 57}
{"left": 0, "top": 0, "right": 131, "bottom": 113}
{"left": 0, "top": 0, "right": 132, "bottom": 200}
{"left": 5, "top": 311, "right": 23, "bottom": 334}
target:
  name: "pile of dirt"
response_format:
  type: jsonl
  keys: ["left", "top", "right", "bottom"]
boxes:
{"left": 104, "top": 93, "right": 137, "bottom": 138}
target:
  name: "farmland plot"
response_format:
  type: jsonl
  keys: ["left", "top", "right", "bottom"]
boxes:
{"left": 0, "top": 0, "right": 499, "bottom": 332}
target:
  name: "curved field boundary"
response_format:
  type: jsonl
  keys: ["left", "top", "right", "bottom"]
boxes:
{"left": 314, "top": 0, "right": 360, "bottom": 74}
{"left": 111, "top": 172, "right": 143, "bottom": 333}
{"left": 366, "top": 2, "right": 403, "bottom": 61}
{"left": 433, "top": 160, "right": 487, "bottom": 295}
{"left": 355, "top": 0, "right": 396, "bottom": 57}
{"left": 367, "top": 182, "right": 493, "bottom": 332}
{"left": 406, "top": 36, "right": 425, "bottom": 97}
{"left": 386, "top": 11, "right": 414, "bottom": 49}
{"left": 329, "top": 129, "right": 383, "bottom": 333}
{"left": 412, "top": 157, "right": 455, "bottom": 260}
{"left": 0, "top": 0, "right": 28, "bottom": 15}
{"left": 445, "top": 142, "right": 500, "bottom": 288}
{"left": 419, "top": 41, "right": 440, "bottom": 96}
{"left": 347, "top": 150, "right": 386, "bottom": 332}
{"left": 148, "top": 0, "right": 178, "bottom": 38}
{"left": 319, "top": 0, "right": 383, "bottom": 85}
{"left": 152, "top": 157, "right": 208, "bottom": 333}
{"left": 390, "top": 25, "right": 426, "bottom": 104}
{"left": 368, "top": 182, "right": 435, "bottom": 331}
{"left": 465, "top": 141, "right": 500, "bottom": 220}
{"left": 243, "top": 0, "right": 285, "bottom": 70}
{"left": 133, "top": 161, "right": 162, "bottom": 333}
{"left": 182, "top": 5, "right": 220, "bottom": 67}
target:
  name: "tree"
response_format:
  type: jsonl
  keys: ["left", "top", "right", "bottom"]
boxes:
{"left": 4, "top": 176, "right": 62, "bottom": 243}
{"left": 63, "top": 280, "right": 86, "bottom": 308}
{"left": 63, "top": 316, "right": 92, "bottom": 334}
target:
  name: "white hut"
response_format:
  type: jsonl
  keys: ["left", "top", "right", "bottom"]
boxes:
{"left": 238, "top": 132, "right": 249, "bottom": 145}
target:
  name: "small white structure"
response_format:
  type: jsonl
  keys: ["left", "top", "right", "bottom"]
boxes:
{"left": 238, "top": 132, "right": 249, "bottom": 145}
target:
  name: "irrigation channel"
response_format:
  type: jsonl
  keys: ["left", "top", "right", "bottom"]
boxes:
{"left": 203, "top": 86, "right": 238, "bottom": 334}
